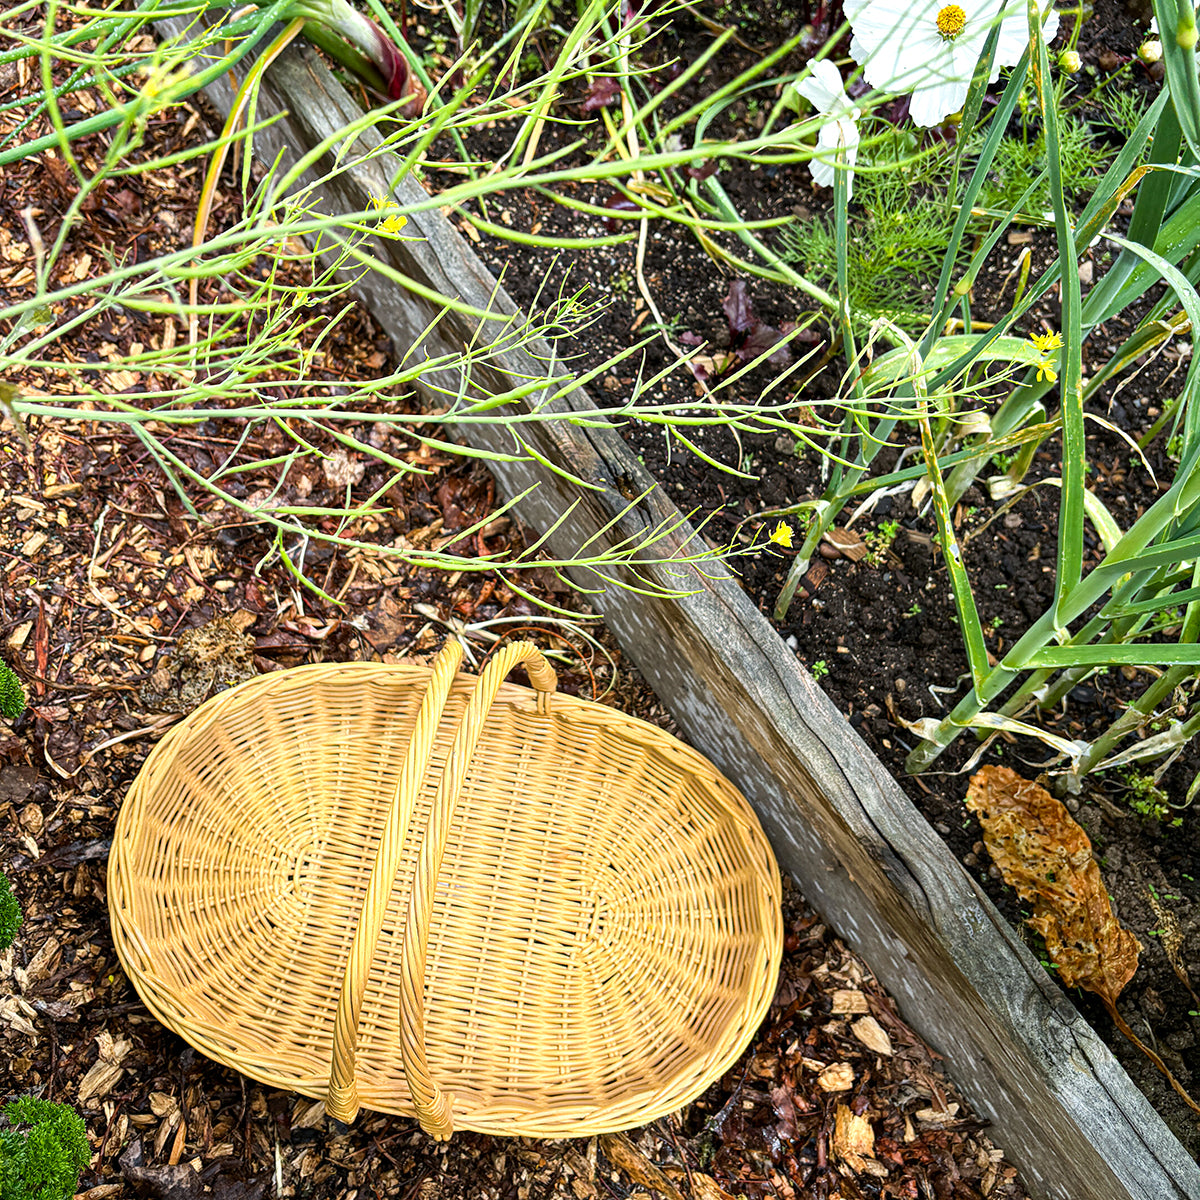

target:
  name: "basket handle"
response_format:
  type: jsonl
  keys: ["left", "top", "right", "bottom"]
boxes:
{"left": 326, "top": 639, "right": 465, "bottom": 1125}
{"left": 399, "top": 640, "right": 557, "bottom": 1140}
{"left": 324, "top": 639, "right": 557, "bottom": 1136}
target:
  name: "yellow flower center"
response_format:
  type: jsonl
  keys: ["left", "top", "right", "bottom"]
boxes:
{"left": 936, "top": 4, "right": 968, "bottom": 41}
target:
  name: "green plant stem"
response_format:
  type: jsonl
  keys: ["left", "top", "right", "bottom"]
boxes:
{"left": 906, "top": 446, "right": 1200, "bottom": 772}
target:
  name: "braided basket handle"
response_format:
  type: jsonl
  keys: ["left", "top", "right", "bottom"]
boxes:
{"left": 327, "top": 639, "right": 465, "bottom": 1125}
{"left": 325, "top": 640, "right": 557, "bottom": 1137}
{"left": 399, "top": 641, "right": 557, "bottom": 1139}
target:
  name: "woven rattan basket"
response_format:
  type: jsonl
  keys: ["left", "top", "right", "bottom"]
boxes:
{"left": 108, "top": 639, "right": 782, "bottom": 1138}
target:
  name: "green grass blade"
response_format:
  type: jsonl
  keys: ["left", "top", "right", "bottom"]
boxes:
{"left": 1025, "top": 643, "right": 1200, "bottom": 668}
{"left": 921, "top": 44, "right": 1029, "bottom": 354}
{"left": 1105, "top": 232, "right": 1200, "bottom": 446}
{"left": 1102, "top": 583, "right": 1200, "bottom": 617}
{"left": 1029, "top": 2, "right": 1084, "bottom": 619}
{"left": 920, "top": 402, "right": 991, "bottom": 694}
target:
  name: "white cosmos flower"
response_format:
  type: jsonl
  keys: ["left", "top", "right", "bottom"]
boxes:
{"left": 793, "top": 60, "right": 861, "bottom": 200}
{"left": 846, "top": 0, "right": 1060, "bottom": 127}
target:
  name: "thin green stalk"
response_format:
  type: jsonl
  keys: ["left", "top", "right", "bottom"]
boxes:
{"left": 1031, "top": 2, "right": 1085, "bottom": 619}
{"left": 0, "top": 0, "right": 296, "bottom": 166}
{"left": 906, "top": 448, "right": 1200, "bottom": 772}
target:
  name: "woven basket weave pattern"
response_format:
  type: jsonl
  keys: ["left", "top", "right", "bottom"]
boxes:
{"left": 109, "top": 644, "right": 781, "bottom": 1137}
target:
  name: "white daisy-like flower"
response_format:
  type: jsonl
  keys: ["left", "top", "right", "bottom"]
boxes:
{"left": 793, "top": 60, "right": 862, "bottom": 199}
{"left": 846, "top": 0, "right": 1061, "bottom": 127}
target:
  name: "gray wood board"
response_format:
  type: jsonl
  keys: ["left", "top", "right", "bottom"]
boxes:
{"left": 164, "top": 21, "right": 1200, "bottom": 1198}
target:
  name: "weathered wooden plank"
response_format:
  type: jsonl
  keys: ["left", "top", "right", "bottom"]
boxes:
{"left": 160, "top": 22, "right": 1200, "bottom": 1199}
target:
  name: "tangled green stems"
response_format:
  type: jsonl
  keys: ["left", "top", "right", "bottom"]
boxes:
{"left": 728, "top": 7, "right": 1200, "bottom": 792}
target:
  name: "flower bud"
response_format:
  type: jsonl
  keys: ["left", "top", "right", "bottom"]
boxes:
{"left": 1057, "top": 49, "right": 1081, "bottom": 73}
{"left": 1139, "top": 38, "right": 1163, "bottom": 64}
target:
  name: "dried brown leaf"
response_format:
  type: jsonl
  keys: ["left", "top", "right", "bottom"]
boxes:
{"left": 965, "top": 766, "right": 1139, "bottom": 1004}
{"left": 769, "top": 1083, "right": 798, "bottom": 1140}
{"left": 1146, "top": 889, "right": 1200, "bottom": 1007}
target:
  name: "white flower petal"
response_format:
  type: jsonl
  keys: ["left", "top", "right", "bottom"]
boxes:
{"left": 809, "top": 116, "right": 860, "bottom": 200}
{"left": 908, "top": 77, "right": 969, "bottom": 126}
{"left": 848, "top": 0, "right": 1061, "bottom": 127}
{"left": 795, "top": 59, "right": 847, "bottom": 113}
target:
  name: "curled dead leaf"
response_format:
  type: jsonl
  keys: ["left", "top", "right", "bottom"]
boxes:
{"left": 965, "top": 766, "right": 1138, "bottom": 1003}
{"left": 817, "top": 1062, "right": 855, "bottom": 1092}
{"left": 967, "top": 766, "right": 1200, "bottom": 1116}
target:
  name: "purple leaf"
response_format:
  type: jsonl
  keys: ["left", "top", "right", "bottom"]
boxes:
{"left": 722, "top": 280, "right": 792, "bottom": 367}
{"left": 582, "top": 77, "right": 620, "bottom": 112}
{"left": 601, "top": 192, "right": 640, "bottom": 231}
{"left": 722, "top": 279, "right": 756, "bottom": 335}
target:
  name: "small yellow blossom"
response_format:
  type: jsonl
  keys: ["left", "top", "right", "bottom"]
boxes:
{"left": 768, "top": 520, "right": 794, "bottom": 549}
{"left": 1030, "top": 330, "right": 1063, "bottom": 354}
{"left": 368, "top": 194, "right": 408, "bottom": 237}
{"left": 1036, "top": 360, "right": 1058, "bottom": 384}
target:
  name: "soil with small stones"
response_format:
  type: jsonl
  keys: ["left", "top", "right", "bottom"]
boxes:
{"left": 430, "top": 0, "right": 1200, "bottom": 1160}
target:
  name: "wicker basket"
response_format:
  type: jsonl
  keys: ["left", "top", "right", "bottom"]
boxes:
{"left": 108, "top": 639, "right": 781, "bottom": 1138}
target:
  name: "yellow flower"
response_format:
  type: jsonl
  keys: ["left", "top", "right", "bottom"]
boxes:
{"left": 368, "top": 194, "right": 408, "bottom": 237}
{"left": 1030, "top": 330, "right": 1063, "bottom": 354}
{"left": 1036, "top": 359, "right": 1058, "bottom": 384}
{"left": 768, "top": 520, "right": 794, "bottom": 549}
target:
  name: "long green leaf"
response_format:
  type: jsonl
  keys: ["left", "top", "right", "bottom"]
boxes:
{"left": 922, "top": 39, "right": 1029, "bottom": 354}
{"left": 1155, "top": 0, "right": 1200, "bottom": 161}
{"left": 1025, "top": 643, "right": 1200, "bottom": 667}
{"left": 1028, "top": 0, "right": 1085, "bottom": 618}
{"left": 920, "top": 401, "right": 991, "bottom": 694}
{"left": 1103, "top": 583, "right": 1200, "bottom": 617}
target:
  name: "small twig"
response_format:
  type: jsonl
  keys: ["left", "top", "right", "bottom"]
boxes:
{"left": 1106, "top": 1000, "right": 1200, "bottom": 1115}
{"left": 660, "top": 1116, "right": 697, "bottom": 1198}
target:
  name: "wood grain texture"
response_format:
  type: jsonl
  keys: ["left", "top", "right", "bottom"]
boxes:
{"left": 160, "top": 20, "right": 1200, "bottom": 1197}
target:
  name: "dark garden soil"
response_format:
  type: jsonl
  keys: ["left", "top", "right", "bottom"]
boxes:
{"left": 418, "top": 0, "right": 1200, "bottom": 1162}
{"left": 0, "top": 15, "right": 1037, "bottom": 1199}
